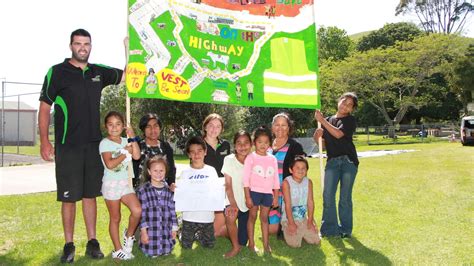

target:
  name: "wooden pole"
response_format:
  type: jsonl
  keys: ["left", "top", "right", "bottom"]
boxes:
{"left": 312, "top": 0, "right": 325, "bottom": 191}
{"left": 126, "top": 95, "right": 133, "bottom": 188}
{"left": 318, "top": 122, "right": 324, "bottom": 191}
{"left": 124, "top": 6, "right": 134, "bottom": 189}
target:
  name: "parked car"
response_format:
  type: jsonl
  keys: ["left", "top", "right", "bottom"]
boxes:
{"left": 460, "top": 116, "right": 474, "bottom": 146}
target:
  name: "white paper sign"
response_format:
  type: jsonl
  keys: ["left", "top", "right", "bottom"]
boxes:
{"left": 174, "top": 178, "right": 225, "bottom": 212}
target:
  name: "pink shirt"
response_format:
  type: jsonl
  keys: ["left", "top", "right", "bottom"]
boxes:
{"left": 243, "top": 152, "right": 280, "bottom": 194}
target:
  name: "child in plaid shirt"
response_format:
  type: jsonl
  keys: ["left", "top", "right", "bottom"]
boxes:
{"left": 137, "top": 155, "right": 178, "bottom": 257}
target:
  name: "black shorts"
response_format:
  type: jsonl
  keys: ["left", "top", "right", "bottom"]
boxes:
{"left": 55, "top": 142, "right": 103, "bottom": 202}
{"left": 181, "top": 221, "right": 215, "bottom": 249}
{"left": 250, "top": 191, "right": 273, "bottom": 207}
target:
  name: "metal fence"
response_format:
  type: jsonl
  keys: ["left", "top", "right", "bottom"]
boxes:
{"left": 302, "top": 123, "right": 458, "bottom": 146}
{"left": 0, "top": 79, "right": 461, "bottom": 166}
{"left": 355, "top": 124, "right": 458, "bottom": 145}
{"left": 1, "top": 81, "right": 42, "bottom": 166}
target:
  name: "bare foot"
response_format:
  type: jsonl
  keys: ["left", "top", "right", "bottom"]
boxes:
{"left": 223, "top": 247, "right": 240, "bottom": 258}
{"left": 248, "top": 245, "right": 259, "bottom": 253}
{"left": 264, "top": 245, "right": 272, "bottom": 254}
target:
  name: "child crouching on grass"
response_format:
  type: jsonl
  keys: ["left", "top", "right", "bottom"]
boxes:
{"left": 137, "top": 155, "right": 178, "bottom": 257}
{"left": 179, "top": 136, "right": 218, "bottom": 249}
{"left": 281, "top": 156, "right": 321, "bottom": 247}
{"left": 99, "top": 111, "right": 141, "bottom": 260}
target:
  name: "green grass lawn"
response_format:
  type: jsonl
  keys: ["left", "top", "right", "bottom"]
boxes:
{"left": 2, "top": 134, "right": 443, "bottom": 158}
{"left": 0, "top": 142, "right": 473, "bottom": 265}
{"left": 2, "top": 145, "right": 41, "bottom": 157}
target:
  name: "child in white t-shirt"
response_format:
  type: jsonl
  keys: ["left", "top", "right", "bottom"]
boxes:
{"left": 179, "top": 136, "right": 219, "bottom": 249}
{"left": 222, "top": 130, "right": 252, "bottom": 258}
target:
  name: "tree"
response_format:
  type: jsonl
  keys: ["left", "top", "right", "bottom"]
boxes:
{"left": 318, "top": 26, "right": 354, "bottom": 64}
{"left": 396, "top": 0, "right": 474, "bottom": 34}
{"left": 100, "top": 86, "right": 245, "bottom": 152}
{"left": 357, "top": 22, "right": 423, "bottom": 51}
{"left": 452, "top": 44, "right": 474, "bottom": 115}
{"left": 323, "top": 34, "right": 471, "bottom": 134}
{"left": 242, "top": 107, "right": 315, "bottom": 137}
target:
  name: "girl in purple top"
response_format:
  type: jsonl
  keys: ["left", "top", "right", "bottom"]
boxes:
{"left": 137, "top": 156, "right": 178, "bottom": 257}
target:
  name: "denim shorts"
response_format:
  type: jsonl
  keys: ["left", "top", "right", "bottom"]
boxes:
{"left": 250, "top": 191, "right": 273, "bottom": 207}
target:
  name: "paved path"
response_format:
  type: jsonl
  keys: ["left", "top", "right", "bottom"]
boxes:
{"left": 0, "top": 150, "right": 417, "bottom": 196}
{"left": 0, "top": 162, "right": 187, "bottom": 196}
{"left": 0, "top": 163, "right": 56, "bottom": 196}
{"left": 1, "top": 153, "right": 48, "bottom": 166}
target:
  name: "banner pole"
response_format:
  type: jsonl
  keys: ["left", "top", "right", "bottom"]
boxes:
{"left": 311, "top": 0, "right": 324, "bottom": 191}
{"left": 318, "top": 122, "right": 324, "bottom": 191}
{"left": 125, "top": 2, "right": 134, "bottom": 189}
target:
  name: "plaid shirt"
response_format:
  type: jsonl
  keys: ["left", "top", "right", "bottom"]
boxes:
{"left": 137, "top": 182, "right": 178, "bottom": 256}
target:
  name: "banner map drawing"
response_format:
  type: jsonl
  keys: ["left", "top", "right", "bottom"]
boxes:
{"left": 126, "top": 0, "right": 319, "bottom": 109}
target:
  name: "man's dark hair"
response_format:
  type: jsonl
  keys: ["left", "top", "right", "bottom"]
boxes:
{"left": 70, "top": 29, "right": 91, "bottom": 44}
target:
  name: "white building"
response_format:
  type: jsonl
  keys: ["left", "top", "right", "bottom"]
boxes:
{"left": 0, "top": 101, "right": 37, "bottom": 146}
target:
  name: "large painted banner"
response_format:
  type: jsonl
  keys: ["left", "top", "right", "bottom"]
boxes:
{"left": 126, "top": 0, "right": 319, "bottom": 109}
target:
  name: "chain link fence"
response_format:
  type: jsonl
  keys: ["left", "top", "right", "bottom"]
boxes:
{"left": 355, "top": 124, "right": 458, "bottom": 145}
{"left": 1, "top": 79, "right": 461, "bottom": 166}
{"left": 1, "top": 81, "right": 44, "bottom": 166}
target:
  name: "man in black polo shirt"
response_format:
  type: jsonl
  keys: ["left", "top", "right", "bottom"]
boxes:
{"left": 38, "top": 29, "right": 125, "bottom": 263}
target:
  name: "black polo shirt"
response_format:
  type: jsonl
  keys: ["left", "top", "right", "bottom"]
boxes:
{"left": 204, "top": 139, "right": 231, "bottom": 177}
{"left": 39, "top": 59, "right": 123, "bottom": 145}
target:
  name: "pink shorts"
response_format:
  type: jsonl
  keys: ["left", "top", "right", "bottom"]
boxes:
{"left": 101, "top": 179, "right": 134, "bottom": 200}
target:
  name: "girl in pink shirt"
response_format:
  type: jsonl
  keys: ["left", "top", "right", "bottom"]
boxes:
{"left": 243, "top": 126, "right": 279, "bottom": 253}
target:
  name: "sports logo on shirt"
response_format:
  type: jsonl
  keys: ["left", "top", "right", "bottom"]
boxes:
{"left": 92, "top": 75, "right": 101, "bottom": 82}
{"left": 188, "top": 174, "right": 209, "bottom": 179}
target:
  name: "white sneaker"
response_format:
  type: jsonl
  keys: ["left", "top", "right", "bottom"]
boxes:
{"left": 123, "top": 229, "right": 135, "bottom": 254}
{"left": 111, "top": 249, "right": 133, "bottom": 260}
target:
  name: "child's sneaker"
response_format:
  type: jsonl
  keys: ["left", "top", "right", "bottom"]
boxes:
{"left": 123, "top": 229, "right": 135, "bottom": 254}
{"left": 112, "top": 249, "right": 134, "bottom": 260}
{"left": 60, "top": 242, "right": 75, "bottom": 263}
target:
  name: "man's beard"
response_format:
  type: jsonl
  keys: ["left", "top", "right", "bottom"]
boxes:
{"left": 72, "top": 50, "right": 89, "bottom": 63}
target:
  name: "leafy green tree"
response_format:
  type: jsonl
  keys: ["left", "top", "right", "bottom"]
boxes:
{"left": 452, "top": 44, "right": 474, "bottom": 115}
{"left": 318, "top": 26, "right": 354, "bottom": 64}
{"left": 357, "top": 22, "right": 423, "bottom": 51}
{"left": 242, "top": 107, "right": 315, "bottom": 137}
{"left": 323, "top": 34, "right": 470, "bottom": 132}
{"left": 354, "top": 103, "right": 387, "bottom": 127}
{"left": 100, "top": 86, "right": 244, "bottom": 151}
{"left": 396, "top": 0, "right": 474, "bottom": 34}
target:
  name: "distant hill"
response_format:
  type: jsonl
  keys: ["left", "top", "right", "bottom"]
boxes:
{"left": 350, "top": 30, "right": 373, "bottom": 42}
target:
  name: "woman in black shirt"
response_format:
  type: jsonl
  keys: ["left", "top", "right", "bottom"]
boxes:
{"left": 202, "top": 113, "right": 231, "bottom": 237}
{"left": 313, "top": 92, "right": 359, "bottom": 238}
{"left": 132, "top": 113, "right": 176, "bottom": 191}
